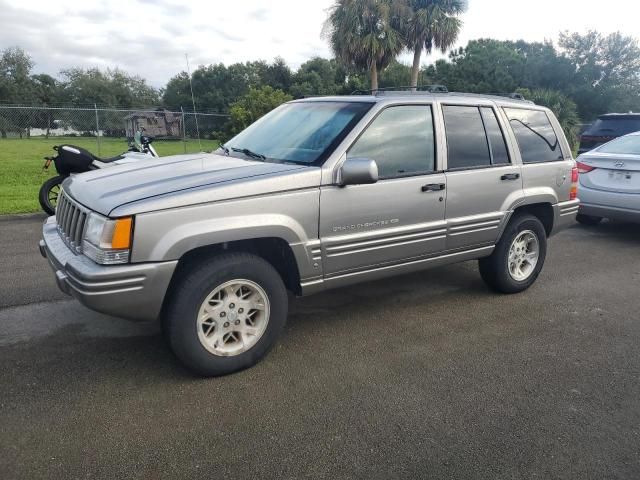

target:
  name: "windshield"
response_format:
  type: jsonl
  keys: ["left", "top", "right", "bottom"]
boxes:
{"left": 597, "top": 134, "right": 640, "bottom": 155}
{"left": 224, "top": 101, "right": 372, "bottom": 165}
{"left": 133, "top": 130, "right": 143, "bottom": 151}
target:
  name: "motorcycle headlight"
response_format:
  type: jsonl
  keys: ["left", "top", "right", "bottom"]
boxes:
{"left": 82, "top": 213, "right": 133, "bottom": 265}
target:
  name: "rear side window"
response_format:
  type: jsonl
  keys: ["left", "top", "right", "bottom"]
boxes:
{"left": 348, "top": 105, "right": 435, "bottom": 178}
{"left": 480, "top": 107, "right": 510, "bottom": 165}
{"left": 505, "top": 108, "right": 563, "bottom": 163}
{"left": 443, "top": 105, "right": 510, "bottom": 169}
{"left": 443, "top": 106, "right": 491, "bottom": 168}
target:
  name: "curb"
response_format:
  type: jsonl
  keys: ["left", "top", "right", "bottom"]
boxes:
{"left": 0, "top": 212, "right": 48, "bottom": 222}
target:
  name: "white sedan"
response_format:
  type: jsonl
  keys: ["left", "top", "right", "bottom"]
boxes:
{"left": 576, "top": 132, "right": 640, "bottom": 225}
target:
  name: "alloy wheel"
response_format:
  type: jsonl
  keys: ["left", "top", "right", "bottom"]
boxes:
{"left": 508, "top": 230, "right": 540, "bottom": 281}
{"left": 196, "top": 279, "right": 270, "bottom": 356}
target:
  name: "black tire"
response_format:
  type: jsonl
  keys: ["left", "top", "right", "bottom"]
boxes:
{"left": 39, "top": 175, "right": 64, "bottom": 215}
{"left": 576, "top": 213, "right": 602, "bottom": 226}
{"left": 163, "top": 253, "right": 288, "bottom": 376}
{"left": 479, "top": 214, "right": 547, "bottom": 294}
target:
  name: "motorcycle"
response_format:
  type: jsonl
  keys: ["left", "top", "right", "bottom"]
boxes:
{"left": 39, "top": 132, "right": 158, "bottom": 215}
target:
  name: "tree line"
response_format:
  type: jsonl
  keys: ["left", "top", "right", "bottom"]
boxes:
{"left": 2, "top": 27, "right": 640, "bottom": 143}
{"left": 0, "top": 47, "right": 159, "bottom": 109}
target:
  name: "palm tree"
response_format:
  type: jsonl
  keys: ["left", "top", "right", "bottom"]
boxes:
{"left": 404, "top": 0, "right": 467, "bottom": 90}
{"left": 324, "top": 0, "right": 406, "bottom": 92}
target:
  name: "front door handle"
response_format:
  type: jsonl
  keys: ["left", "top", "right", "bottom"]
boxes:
{"left": 501, "top": 173, "right": 520, "bottom": 181}
{"left": 421, "top": 183, "right": 446, "bottom": 192}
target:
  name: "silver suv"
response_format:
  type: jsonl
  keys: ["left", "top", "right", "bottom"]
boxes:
{"left": 40, "top": 92, "right": 579, "bottom": 376}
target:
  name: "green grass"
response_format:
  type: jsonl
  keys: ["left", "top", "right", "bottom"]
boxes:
{"left": 0, "top": 137, "right": 219, "bottom": 214}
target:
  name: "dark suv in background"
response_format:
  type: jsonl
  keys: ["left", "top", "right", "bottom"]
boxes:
{"left": 578, "top": 113, "right": 640, "bottom": 154}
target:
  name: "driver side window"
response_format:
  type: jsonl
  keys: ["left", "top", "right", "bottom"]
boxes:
{"left": 348, "top": 105, "right": 435, "bottom": 179}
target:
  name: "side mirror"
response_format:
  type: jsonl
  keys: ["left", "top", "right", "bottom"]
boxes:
{"left": 339, "top": 157, "right": 379, "bottom": 186}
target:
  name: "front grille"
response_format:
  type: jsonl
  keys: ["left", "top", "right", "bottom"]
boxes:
{"left": 56, "top": 190, "right": 89, "bottom": 253}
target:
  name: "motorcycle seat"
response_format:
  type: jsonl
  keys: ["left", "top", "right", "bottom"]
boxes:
{"left": 93, "top": 154, "right": 125, "bottom": 163}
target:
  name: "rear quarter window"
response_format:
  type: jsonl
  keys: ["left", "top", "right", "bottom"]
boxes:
{"left": 505, "top": 108, "right": 564, "bottom": 163}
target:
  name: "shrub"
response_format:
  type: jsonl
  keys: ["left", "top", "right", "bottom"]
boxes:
{"left": 225, "top": 86, "right": 292, "bottom": 140}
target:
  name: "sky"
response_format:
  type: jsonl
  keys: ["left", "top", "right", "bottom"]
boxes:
{"left": 1, "top": 0, "right": 638, "bottom": 87}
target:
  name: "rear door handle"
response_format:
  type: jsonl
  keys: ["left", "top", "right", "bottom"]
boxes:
{"left": 421, "top": 183, "right": 446, "bottom": 192}
{"left": 501, "top": 173, "right": 520, "bottom": 181}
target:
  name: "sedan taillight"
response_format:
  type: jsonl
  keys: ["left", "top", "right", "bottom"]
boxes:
{"left": 576, "top": 161, "right": 596, "bottom": 174}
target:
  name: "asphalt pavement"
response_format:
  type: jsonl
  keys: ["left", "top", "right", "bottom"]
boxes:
{"left": 1, "top": 216, "right": 640, "bottom": 479}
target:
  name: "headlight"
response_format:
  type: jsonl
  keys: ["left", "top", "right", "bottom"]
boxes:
{"left": 84, "top": 214, "right": 108, "bottom": 247}
{"left": 82, "top": 213, "right": 133, "bottom": 265}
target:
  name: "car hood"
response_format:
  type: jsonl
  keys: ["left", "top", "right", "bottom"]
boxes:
{"left": 64, "top": 153, "right": 320, "bottom": 216}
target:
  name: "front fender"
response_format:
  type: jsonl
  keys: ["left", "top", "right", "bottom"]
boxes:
{"left": 147, "top": 214, "right": 309, "bottom": 260}
{"left": 130, "top": 190, "right": 320, "bottom": 279}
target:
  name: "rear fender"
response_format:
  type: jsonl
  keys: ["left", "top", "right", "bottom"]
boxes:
{"left": 496, "top": 189, "right": 559, "bottom": 240}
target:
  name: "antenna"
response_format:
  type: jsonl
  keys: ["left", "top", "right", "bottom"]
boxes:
{"left": 185, "top": 53, "right": 202, "bottom": 152}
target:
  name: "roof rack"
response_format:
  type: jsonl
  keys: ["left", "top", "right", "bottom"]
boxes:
{"left": 444, "top": 92, "right": 534, "bottom": 103}
{"left": 486, "top": 92, "right": 527, "bottom": 101}
{"left": 350, "top": 86, "right": 533, "bottom": 103}
{"left": 351, "top": 84, "right": 449, "bottom": 95}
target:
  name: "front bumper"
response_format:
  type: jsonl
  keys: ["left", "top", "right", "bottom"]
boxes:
{"left": 40, "top": 217, "right": 178, "bottom": 321}
{"left": 550, "top": 199, "right": 580, "bottom": 236}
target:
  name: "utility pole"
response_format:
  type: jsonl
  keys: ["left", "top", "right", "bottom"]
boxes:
{"left": 181, "top": 106, "right": 187, "bottom": 153}
{"left": 185, "top": 54, "right": 202, "bottom": 152}
{"left": 94, "top": 103, "right": 101, "bottom": 156}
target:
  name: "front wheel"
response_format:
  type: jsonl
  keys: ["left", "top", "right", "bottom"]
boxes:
{"left": 164, "top": 253, "right": 288, "bottom": 376}
{"left": 479, "top": 214, "right": 547, "bottom": 294}
{"left": 38, "top": 175, "right": 64, "bottom": 215}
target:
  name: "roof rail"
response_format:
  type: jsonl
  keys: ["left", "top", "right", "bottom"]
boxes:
{"left": 445, "top": 91, "right": 535, "bottom": 104}
{"left": 487, "top": 92, "right": 527, "bottom": 101}
{"left": 348, "top": 86, "right": 534, "bottom": 103}
{"left": 350, "top": 84, "right": 449, "bottom": 95}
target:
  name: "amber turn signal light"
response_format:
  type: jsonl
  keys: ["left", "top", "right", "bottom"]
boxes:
{"left": 110, "top": 217, "right": 133, "bottom": 249}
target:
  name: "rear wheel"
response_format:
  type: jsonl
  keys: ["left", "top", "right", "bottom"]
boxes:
{"left": 479, "top": 214, "right": 547, "bottom": 294}
{"left": 164, "top": 253, "right": 288, "bottom": 376}
{"left": 576, "top": 213, "right": 602, "bottom": 226}
{"left": 38, "top": 175, "right": 64, "bottom": 215}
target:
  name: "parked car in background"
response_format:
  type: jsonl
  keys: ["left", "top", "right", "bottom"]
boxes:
{"left": 576, "top": 132, "right": 640, "bottom": 225}
{"left": 39, "top": 92, "right": 578, "bottom": 376}
{"left": 578, "top": 113, "right": 640, "bottom": 155}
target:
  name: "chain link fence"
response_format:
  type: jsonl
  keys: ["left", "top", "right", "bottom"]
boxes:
{"left": 0, "top": 105, "right": 230, "bottom": 155}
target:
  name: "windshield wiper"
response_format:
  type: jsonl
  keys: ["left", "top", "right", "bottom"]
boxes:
{"left": 219, "top": 142, "right": 229, "bottom": 155}
{"left": 231, "top": 147, "right": 266, "bottom": 161}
